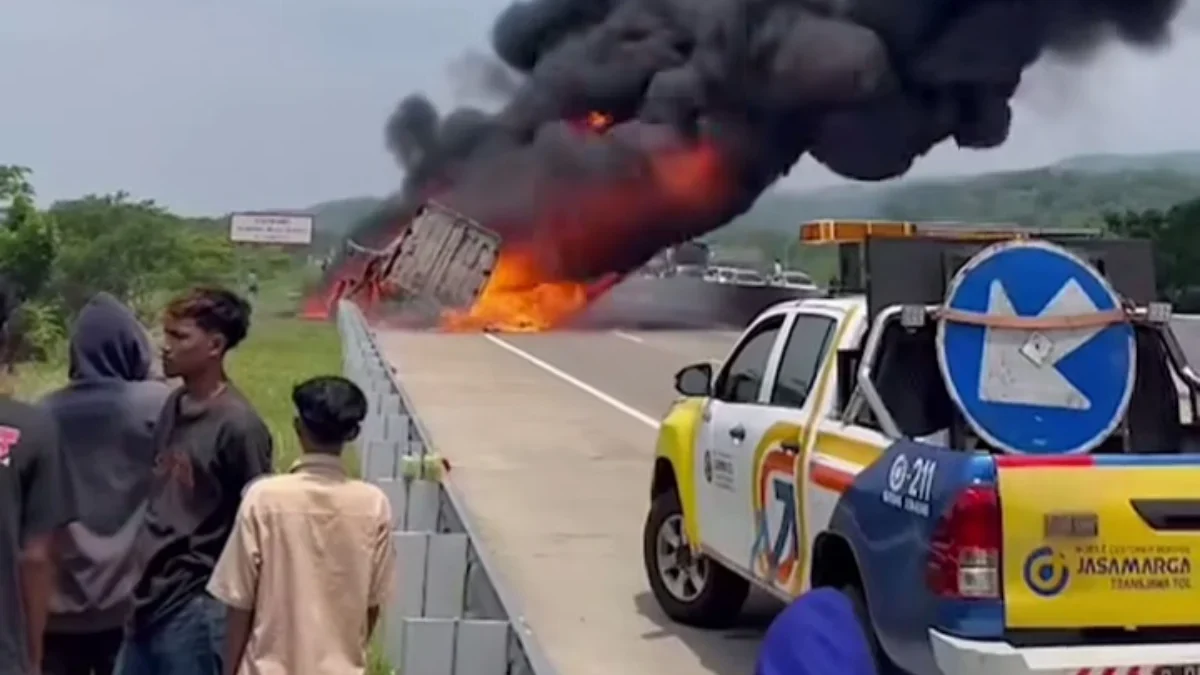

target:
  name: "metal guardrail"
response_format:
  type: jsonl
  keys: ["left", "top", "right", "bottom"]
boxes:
{"left": 336, "top": 301, "right": 557, "bottom": 675}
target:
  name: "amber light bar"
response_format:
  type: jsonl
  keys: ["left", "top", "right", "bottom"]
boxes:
{"left": 799, "top": 219, "right": 1103, "bottom": 245}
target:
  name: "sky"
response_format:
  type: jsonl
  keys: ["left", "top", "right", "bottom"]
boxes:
{"left": 2, "top": 0, "right": 1200, "bottom": 216}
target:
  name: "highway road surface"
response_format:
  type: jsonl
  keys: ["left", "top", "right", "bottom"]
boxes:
{"left": 377, "top": 329, "right": 783, "bottom": 675}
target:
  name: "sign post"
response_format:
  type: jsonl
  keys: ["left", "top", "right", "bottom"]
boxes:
{"left": 229, "top": 212, "right": 314, "bottom": 246}
{"left": 227, "top": 211, "right": 315, "bottom": 307}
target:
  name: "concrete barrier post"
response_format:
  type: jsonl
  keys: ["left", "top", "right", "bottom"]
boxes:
{"left": 337, "top": 301, "right": 552, "bottom": 675}
{"left": 363, "top": 439, "right": 401, "bottom": 482}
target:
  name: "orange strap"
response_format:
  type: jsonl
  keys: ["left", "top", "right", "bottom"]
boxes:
{"left": 936, "top": 307, "right": 1128, "bottom": 330}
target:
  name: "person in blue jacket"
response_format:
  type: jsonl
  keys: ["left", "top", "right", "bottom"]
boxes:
{"left": 755, "top": 587, "right": 879, "bottom": 675}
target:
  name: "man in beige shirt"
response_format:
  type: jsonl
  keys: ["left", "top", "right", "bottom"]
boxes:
{"left": 208, "top": 375, "right": 396, "bottom": 675}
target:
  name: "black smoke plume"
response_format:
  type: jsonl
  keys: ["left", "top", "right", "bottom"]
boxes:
{"left": 447, "top": 50, "right": 524, "bottom": 104}
{"left": 341, "top": 0, "right": 1183, "bottom": 285}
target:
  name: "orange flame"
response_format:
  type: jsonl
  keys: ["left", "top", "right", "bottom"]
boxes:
{"left": 301, "top": 246, "right": 398, "bottom": 321}
{"left": 439, "top": 139, "right": 730, "bottom": 332}
{"left": 586, "top": 111, "right": 614, "bottom": 131}
{"left": 441, "top": 251, "right": 591, "bottom": 332}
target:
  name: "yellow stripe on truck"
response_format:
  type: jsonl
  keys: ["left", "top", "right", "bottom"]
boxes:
{"left": 656, "top": 398, "right": 705, "bottom": 546}
{"left": 812, "top": 433, "right": 883, "bottom": 468}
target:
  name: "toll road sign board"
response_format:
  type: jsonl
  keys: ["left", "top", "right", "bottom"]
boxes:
{"left": 935, "top": 240, "right": 1135, "bottom": 455}
{"left": 229, "top": 212, "right": 313, "bottom": 245}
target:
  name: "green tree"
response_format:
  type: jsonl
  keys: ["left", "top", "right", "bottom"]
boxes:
{"left": 0, "top": 167, "right": 305, "bottom": 361}
{"left": 0, "top": 165, "right": 58, "bottom": 300}
{"left": 160, "top": 227, "right": 238, "bottom": 290}
{"left": 1104, "top": 199, "right": 1200, "bottom": 310}
{"left": 0, "top": 166, "right": 34, "bottom": 200}
{"left": 49, "top": 193, "right": 235, "bottom": 317}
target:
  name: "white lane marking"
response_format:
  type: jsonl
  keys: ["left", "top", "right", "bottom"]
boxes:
{"left": 610, "top": 329, "right": 731, "bottom": 364}
{"left": 611, "top": 330, "right": 645, "bottom": 344}
{"left": 483, "top": 334, "right": 661, "bottom": 429}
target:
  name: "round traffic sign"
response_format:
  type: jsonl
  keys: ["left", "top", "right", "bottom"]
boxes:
{"left": 935, "top": 240, "right": 1135, "bottom": 455}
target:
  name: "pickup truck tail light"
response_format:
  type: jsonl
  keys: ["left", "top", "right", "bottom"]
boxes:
{"left": 926, "top": 485, "right": 1001, "bottom": 599}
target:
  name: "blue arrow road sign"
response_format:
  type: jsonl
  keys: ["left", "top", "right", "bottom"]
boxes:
{"left": 936, "top": 240, "right": 1136, "bottom": 455}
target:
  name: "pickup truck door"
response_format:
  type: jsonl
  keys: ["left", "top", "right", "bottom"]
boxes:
{"left": 696, "top": 313, "right": 788, "bottom": 571}
{"left": 747, "top": 310, "right": 841, "bottom": 596}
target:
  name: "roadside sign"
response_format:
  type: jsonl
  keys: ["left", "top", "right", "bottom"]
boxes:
{"left": 936, "top": 240, "right": 1136, "bottom": 455}
{"left": 229, "top": 212, "right": 313, "bottom": 245}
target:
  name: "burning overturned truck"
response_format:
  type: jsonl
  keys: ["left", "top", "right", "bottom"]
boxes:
{"left": 316, "top": 201, "right": 810, "bottom": 331}
{"left": 314, "top": 201, "right": 619, "bottom": 330}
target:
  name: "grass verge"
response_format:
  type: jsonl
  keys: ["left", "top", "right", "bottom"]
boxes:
{"left": 13, "top": 315, "right": 392, "bottom": 674}
{"left": 11, "top": 359, "right": 67, "bottom": 400}
{"left": 225, "top": 316, "right": 349, "bottom": 471}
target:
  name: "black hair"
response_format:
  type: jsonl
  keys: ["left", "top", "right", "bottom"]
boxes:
{"left": 292, "top": 375, "right": 368, "bottom": 446}
{"left": 165, "top": 286, "right": 251, "bottom": 351}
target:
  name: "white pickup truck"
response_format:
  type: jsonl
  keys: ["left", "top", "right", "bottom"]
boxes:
{"left": 643, "top": 222, "right": 1200, "bottom": 675}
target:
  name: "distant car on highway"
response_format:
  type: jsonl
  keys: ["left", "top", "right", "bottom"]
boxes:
{"left": 704, "top": 266, "right": 734, "bottom": 283}
{"left": 704, "top": 266, "right": 765, "bottom": 285}
{"left": 728, "top": 269, "right": 767, "bottom": 286}
{"left": 642, "top": 219, "right": 1200, "bottom": 675}
{"left": 672, "top": 264, "right": 708, "bottom": 279}
{"left": 771, "top": 270, "right": 819, "bottom": 292}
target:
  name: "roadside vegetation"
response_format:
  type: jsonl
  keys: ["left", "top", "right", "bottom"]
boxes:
{"left": 0, "top": 165, "right": 296, "bottom": 358}
{"left": 1, "top": 161, "right": 313, "bottom": 407}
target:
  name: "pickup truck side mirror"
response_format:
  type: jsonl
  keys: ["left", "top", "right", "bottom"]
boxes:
{"left": 674, "top": 362, "right": 713, "bottom": 397}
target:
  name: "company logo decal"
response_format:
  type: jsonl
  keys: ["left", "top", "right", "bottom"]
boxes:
{"left": 1023, "top": 546, "right": 1071, "bottom": 597}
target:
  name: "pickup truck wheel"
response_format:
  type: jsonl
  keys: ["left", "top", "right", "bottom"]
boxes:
{"left": 643, "top": 489, "right": 749, "bottom": 628}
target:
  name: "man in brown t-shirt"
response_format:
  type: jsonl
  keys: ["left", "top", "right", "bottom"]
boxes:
{"left": 208, "top": 375, "right": 395, "bottom": 675}
{"left": 118, "top": 287, "right": 272, "bottom": 675}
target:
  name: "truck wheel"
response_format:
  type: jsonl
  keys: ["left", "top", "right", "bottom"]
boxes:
{"left": 643, "top": 489, "right": 749, "bottom": 628}
{"left": 839, "top": 582, "right": 894, "bottom": 673}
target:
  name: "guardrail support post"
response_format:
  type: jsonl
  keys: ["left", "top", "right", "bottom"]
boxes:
{"left": 426, "top": 533, "right": 469, "bottom": 619}
{"left": 336, "top": 300, "right": 553, "bottom": 675}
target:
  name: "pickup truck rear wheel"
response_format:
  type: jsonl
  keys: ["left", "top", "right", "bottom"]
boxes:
{"left": 839, "top": 582, "right": 893, "bottom": 672}
{"left": 643, "top": 489, "right": 749, "bottom": 628}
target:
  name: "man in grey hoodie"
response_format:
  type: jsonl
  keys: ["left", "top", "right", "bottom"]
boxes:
{"left": 40, "top": 293, "right": 172, "bottom": 675}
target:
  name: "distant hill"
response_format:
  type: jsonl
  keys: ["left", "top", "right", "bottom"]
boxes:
{"left": 724, "top": 157, "right": 1200, "bottom": 235}
{"left": 866, "top": 167, "right": 1200, "bottom": 229}
{"left": 1051, "top": 151, "right": 1200, "bottom": 176}
{"left": 303, "top": 150, "right": 1200, "bottom": 258}
{"left": 726, "top": 183, "right": 888, "bottom": 232}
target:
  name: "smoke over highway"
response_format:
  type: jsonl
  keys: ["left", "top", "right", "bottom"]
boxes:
{"left": 340, "top": 0, "right": 1184, "bottom": 323}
